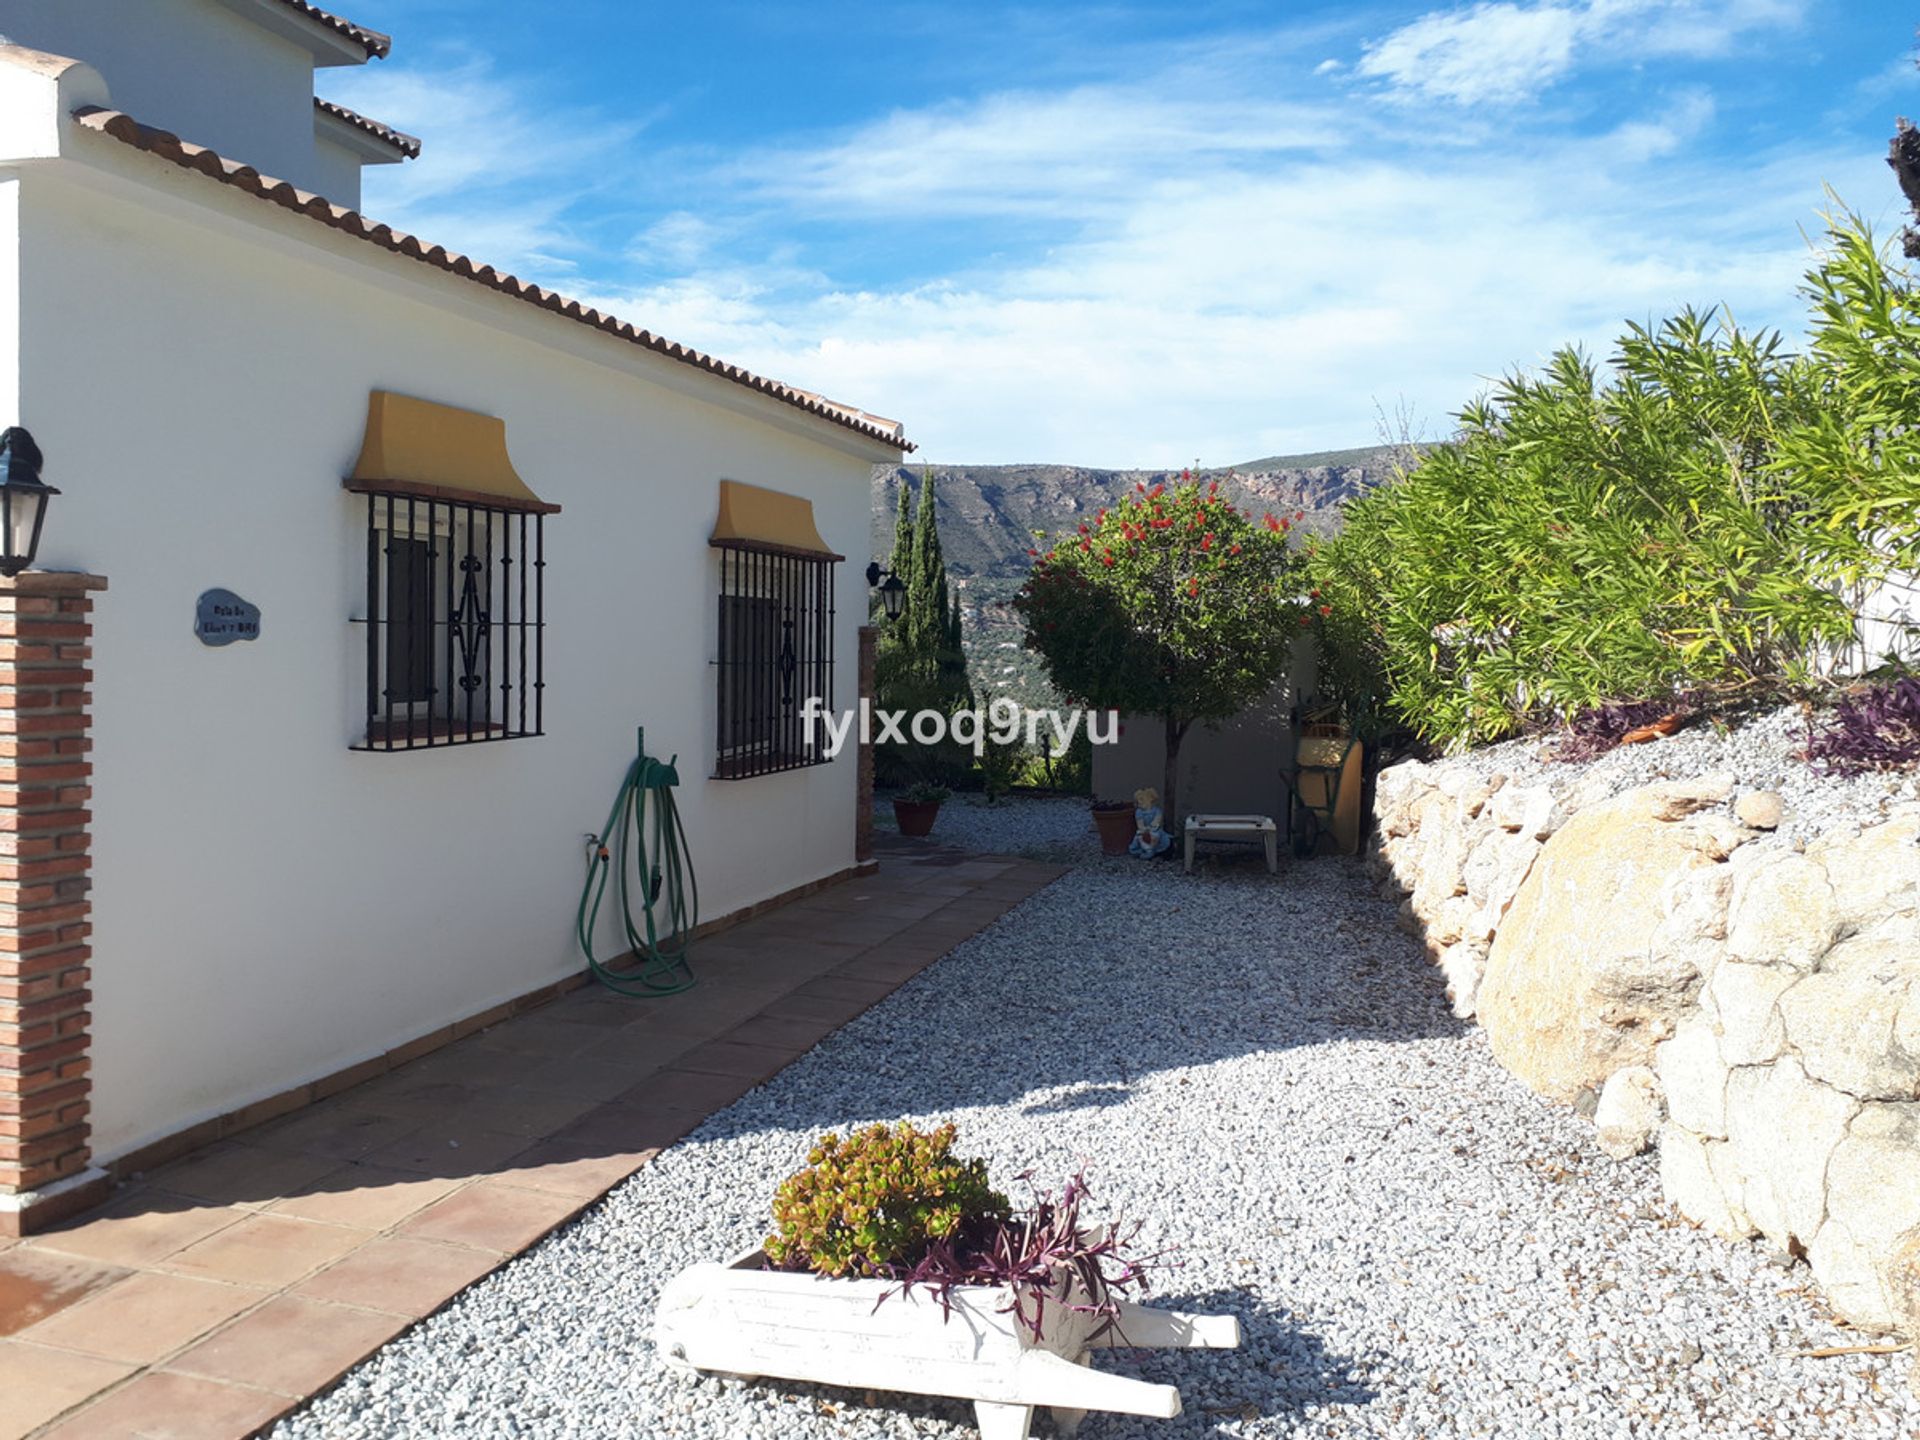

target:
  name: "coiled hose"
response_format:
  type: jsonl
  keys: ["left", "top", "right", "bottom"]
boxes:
{"left": 576, "top": 729, "right": 697, "bottom": 995}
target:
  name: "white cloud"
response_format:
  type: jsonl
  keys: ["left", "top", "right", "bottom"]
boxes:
{"left": 727, "top": 87, "right": 1346, "bottom": 221}
{"left": 320, "top": 12, "right": 1878, "bottom": 465}
{"left": 584, "top": 140, "right": 1878, "bottom": 465}
{"left": 1356, "top": 0, "right": 1809, "bottom": 106}
{"left": 1357, "top": 3, "right": 1583, "bottom": 106}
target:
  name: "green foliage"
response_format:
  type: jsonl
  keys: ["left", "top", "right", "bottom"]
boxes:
{"left": 1013, "top": 475, "right": 1304, "bottom": 818}
{"left": 1017, "top": 724, "right": 1094, "bottom": 794}
{"left": 875, "top": 472, "right": 975, "bottom": 786}
{"left": 1307, "top": 214, "right": 1920, "bottom": 750}
{"left": 976, "top": 721, "right": 1026, "bottom": 802}
{"left": 765, "top": 1122, "right": 1008, "bottom": 1278}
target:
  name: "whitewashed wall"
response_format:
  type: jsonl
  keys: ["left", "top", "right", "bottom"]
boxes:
{"left": 0, "top": 0, "right": 344, "bottom": 201}
{"left": 3, "top": 138, "right": 893, "bottom": 1161}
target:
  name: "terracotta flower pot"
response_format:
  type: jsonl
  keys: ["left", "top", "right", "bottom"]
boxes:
{"left": 894, "top": 799, "right": 942, "bottom": 837}
{"left": 1091, "top": 802, "right": 1134, "bottom": 856}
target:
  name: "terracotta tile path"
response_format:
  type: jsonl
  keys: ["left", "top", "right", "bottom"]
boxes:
{"left": 0, "top": 846, "right": 1065, "bottom": 1439}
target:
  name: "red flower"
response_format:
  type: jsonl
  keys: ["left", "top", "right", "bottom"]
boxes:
{"left": 1078, "top": 524, "right": 1090, "bottom": 535}
{"left": 1136, "top": 482, "right": 1146, "bottom": 493}
{"left": 1027, "top": 548, "right": 1038, "bottom": 556}
{"left": 1188, "top": 578, "right": 1199, "bottom": 596}
{"left": 1097, "top": 508, "right": 1107, "bottom": 521}
{"left": 1229, "top": 543, "right": 1241, "bottom": 555}
{"left": 1310, "top": 587, "right": 1321, "bottom": 598}
{"left": 1319, "top": 604, "right": 1331, "bottom": 616}
{"left": 1152, "top": 518, "right": 1171, "bottom": 529}
{"left": 1201, "top": 534, "right": 1213, "bottom": 551}
{"left": 1149, "top": 484, "right": 1165, "bottom": 499}
{"left": 1080, "top": 538, "right": 1091, "bottom": 552}
{"left": 1299, "top": 614, "right": 1311, "bottom": 627}
{"left": 1101, "top": 552, "right": 1114, "bottom": 566}
{"left": 1295, "top": 510, "right": 1305, "bottom": 521}
{"left": 1263, "top": 512, "right": 1279, "bottom": 531}
{"left": 1280, "top": 518, "right": 1291, "bottom": 531}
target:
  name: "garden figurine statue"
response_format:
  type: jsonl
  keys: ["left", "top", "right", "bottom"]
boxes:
{"left": 1129, "top": 787, "right": 1171, "bottom": 859}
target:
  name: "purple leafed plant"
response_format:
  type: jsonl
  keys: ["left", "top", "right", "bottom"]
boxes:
{"left": 1550, "top": 697, "right": 1683, "bottom": 762}
{"left": 1805, "top": 677, "right": 1920, "bottom": 776}
{"left": 884, "top": 1171, "right": 1160, "bottom": 1345}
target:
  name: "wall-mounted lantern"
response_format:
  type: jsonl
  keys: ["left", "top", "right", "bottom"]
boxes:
{"left": 0, "top": 428, "right": 57, "bottom": 579}
{"left": 864, "top": 562, "right": 907, "bottom": 623}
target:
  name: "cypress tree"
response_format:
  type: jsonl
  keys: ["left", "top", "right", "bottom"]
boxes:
{"left": 908, "top": 471, "right": 944, "bottom": 666}
{"left": 888, "top": 472, "right": 914, "bottom": 584}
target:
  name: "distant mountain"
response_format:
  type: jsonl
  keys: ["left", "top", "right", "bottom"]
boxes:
{"left": 869, "top": 446, "right": 1404, "bottom": 706}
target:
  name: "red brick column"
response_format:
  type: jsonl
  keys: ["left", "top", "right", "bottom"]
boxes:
{"left": 0, "top": 571, "right": 107, "bottom": 1235}
{"left": 855, "top": 624, "right": 877, "bottom": 865}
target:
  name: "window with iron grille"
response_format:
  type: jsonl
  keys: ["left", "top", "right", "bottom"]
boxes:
{"left": 351, "top": 490, "right": 547, "bottom": 751}
{"left": 712, "top": 543, "right": 836, "bottom": 778}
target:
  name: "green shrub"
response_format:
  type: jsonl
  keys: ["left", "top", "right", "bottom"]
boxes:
{"left": 1014, "top": 725, "right": 1093, "bottom": 794}
{"left": 1306, "top": 214, "right": 1920, "bottom": 750}
{"left": 766, "top": 1122, "right": 1008, "bottom": 1278}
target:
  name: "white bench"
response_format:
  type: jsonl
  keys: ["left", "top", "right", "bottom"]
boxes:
{"left": 1183, "top": 813, "right": 1277, "bottom": 875}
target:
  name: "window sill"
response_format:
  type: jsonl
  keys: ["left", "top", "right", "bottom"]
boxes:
{"left": 711, "top": 752, "right": 833, "bottom": 780}
{"left": 353, "top": 721, "right": 535, "bottom": 751}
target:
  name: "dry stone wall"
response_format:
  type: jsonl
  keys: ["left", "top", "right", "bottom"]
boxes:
{"left": 1370, "top": 757, "right": 1920, "bottom": 1347}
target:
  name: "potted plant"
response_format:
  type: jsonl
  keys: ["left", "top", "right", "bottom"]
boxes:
{"left": 893, "top": 782, "right": 950, "bottom": 837}
{"left": 1091, "top": 798, "right": 1134, "bottom": 855}
{"left": 654, "top": 1123, "right": 1239, "bottom": 1439}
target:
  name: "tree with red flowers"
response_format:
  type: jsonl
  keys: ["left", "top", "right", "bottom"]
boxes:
{"left": 1012, "top": 474, "right": 1305, "bottom": 827}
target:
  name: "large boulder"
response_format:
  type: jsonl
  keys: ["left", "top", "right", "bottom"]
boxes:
{"left": 1476, "top": 784, "right": 1732, "bottom": 1101}
{"left": 1777, "top": 916, "right": 1920, "bottom": 1102}
{"left": 1818, "top": 1103, "right": 1920, "bottom": 1332}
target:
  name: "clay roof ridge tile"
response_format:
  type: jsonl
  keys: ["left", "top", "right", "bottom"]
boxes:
{"left": 271, "top": 2, "right": 392, "bottom": 59}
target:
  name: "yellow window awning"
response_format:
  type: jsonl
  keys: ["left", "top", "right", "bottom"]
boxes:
{"left": 344, "top": 391, "right": 559, "bottom": 514}
{"left": 708, "top": 479, "right": 843, "bottom": 560}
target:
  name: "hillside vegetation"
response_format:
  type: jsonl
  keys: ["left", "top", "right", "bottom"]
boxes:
{"left": 871, "top": 448, "right": 1398, "bottom": 705}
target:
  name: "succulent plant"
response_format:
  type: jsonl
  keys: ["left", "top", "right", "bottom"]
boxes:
{"left": 765, "top": 1122, "right": 1007, "bottom": 1278}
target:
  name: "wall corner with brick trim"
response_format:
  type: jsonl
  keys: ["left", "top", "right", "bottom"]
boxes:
{"left": 0, "top": 570, "right": 109, "bottom": 1235}
{"left": 855, "top": 624, "right": 876, "bottom": 867}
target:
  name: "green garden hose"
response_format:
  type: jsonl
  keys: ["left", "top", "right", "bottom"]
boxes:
{"left": 576, "top": 728, "right": 698, "bottom": 995}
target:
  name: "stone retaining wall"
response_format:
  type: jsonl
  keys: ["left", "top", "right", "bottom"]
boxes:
{"left": 1370, "top": 758, "right": 1920, "bottom": 1349}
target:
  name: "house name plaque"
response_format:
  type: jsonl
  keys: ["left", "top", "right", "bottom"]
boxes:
{"left": 195, "top": 589, "right": 261, "bottom": 646}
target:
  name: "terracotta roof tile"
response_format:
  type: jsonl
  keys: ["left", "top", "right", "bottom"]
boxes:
{"left": 314, "top": 97, "right": 421, "bottom": 158}
{"left": 270, "top": 1, "right": 392, "bottom": 58}
{"left": 71, "top": 106, "right": 911, "bottom": 453}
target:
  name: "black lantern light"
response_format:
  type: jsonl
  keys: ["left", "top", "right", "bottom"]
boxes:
{"left": 0, "top": 428, "right": 56, "bottom": 579}
{"left": 864, "top": 561, "right": 907, "bottom": 623}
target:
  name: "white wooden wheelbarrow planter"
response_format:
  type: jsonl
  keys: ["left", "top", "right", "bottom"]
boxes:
{"left": 654, "top": 1247, "right": 1241, "bottom": 1439}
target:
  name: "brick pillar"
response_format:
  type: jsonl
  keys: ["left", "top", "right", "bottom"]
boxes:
{"left": 855, "top": 624, "right": 877, "bottom": 865}
{"left": 0, "top": 571, "right": 107, "bottom": 1235}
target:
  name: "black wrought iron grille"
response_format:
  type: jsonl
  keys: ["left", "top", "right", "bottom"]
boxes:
{"left": 712, "top": 543, "right": 835, "bottom": 778}
{"left": 352, "top": 492, "right": 545, "bottom": 751}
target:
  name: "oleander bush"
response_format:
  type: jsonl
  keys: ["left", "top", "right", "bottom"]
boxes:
{"left": 1306, "top": 215, "right": 1920, "bottom": 750}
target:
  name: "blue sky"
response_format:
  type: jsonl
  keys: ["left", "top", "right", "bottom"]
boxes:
{"left": 327, "top": 1, "right": 1918, "bottom": 465}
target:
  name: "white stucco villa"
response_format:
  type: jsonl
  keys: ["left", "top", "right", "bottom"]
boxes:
{"left": 0, "top": 0, "right": 910, "bottom": 1230}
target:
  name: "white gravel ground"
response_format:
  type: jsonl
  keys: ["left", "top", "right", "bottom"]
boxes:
{"left": 275, "top": 852, "right": 1919, "bottom": 1440}
{"left": 876, "top": 791, "right": 1110, "bottom": 861}
{"left": 1448, "top": 703, "right": 1919, "bottom": 844}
